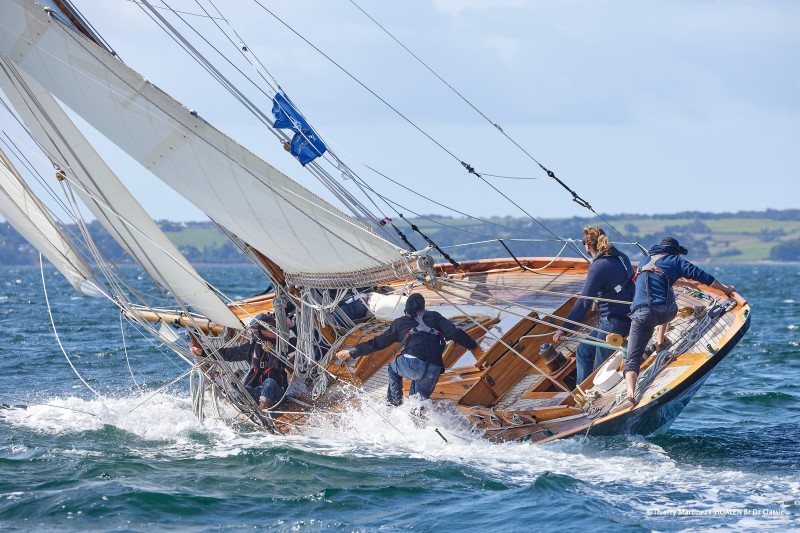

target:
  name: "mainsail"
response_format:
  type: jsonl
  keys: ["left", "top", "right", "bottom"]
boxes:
{"left": 0, "top": 0, "right": 415, "bottom": 288}
{"left": 0, "top": 56, "right": 244, "bottom": 330}
{"left": 0, "top": 146, "right": 102, "bottom": 297}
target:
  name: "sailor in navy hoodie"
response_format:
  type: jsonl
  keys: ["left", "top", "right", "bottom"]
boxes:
{"left": 553, "top": 227, "right": 634, "bottom": 384}
{"left": 615, "top": 237, "right": 734, "bottom": 412}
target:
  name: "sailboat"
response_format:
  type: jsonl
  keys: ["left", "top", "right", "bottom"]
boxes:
{"left": 0, "top": 0, "right": 750, "bottom": 443}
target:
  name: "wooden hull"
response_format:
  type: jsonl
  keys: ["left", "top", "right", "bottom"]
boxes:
{"left": 176, "top": 257, "right": 751, "bottom": 445}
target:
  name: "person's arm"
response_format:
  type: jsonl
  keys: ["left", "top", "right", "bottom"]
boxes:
{"left": 553, "top": 263, "right": 603, "bottom": 343}
{"left": 336, "top": 322, "right": 399, "bottom": 362}
{"left": 676, "top": 258, "right": 734, "bottom": 295}
{"left": 436, "top": 314, "right": 478, "bottom": 351}
{"left": 215, "top": 343, "right": 251, "bottom": 362}
{"left": 709, "top": 279, "right": 735, "bottom": 296}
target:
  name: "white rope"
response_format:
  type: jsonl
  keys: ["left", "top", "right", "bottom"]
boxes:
{"left": 39, "top": 254, "right": 102, "bottom": 397}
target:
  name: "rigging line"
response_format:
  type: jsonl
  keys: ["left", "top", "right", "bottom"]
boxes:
{"left": 120, "top": 310, "right": 144, "bottom": 392}
{"left": 48, "top": 24, "right": 398, "bottom": 271}
{"left": 208, "top": 0, "right": 393, "bottom": 232}
{"left": 182, "top": 0, "right": 389, "bottom": 230}
{"left": 343, "top": 1, "right": 577, "bottom": 191}
{"left": 356, "top": 162, "right": 553, "bottom": 240}
{"left": 160, "top": 0, "right": 279, "bottom": 102}
{"left": 202, "top": 0, "right": 280, "bottom": 89}
{"left": 136, "top": 1, "right": 276, "bottom": 126}
{"left": 478, "top": 173, "right": 548, "bottom": 180}
{"left": 250, "top": 0, "right": 462, "bottom": 165}
{"left": 438, "top": 277, "right": 619, "bottom": 340}
{"left": 0, "top": 395, "right": 100, "bottom": 417}
{"left": 439, "top": 237, "right": 564, "bottom": 249}
{"left": 434, "top": 286, "right": 579, "bottom": 400}
{"left": 128, "top": 367, "right": 194, "bottom": 414}
{"left": 196, "top": 0, "right": 281, "bottom": 96}
{"left": 39, "top": 253, "right": 102, "bottom": 398}
{"left": 345, "top": 0, "right": 639, "bottom": 248}
{"left": 443, "top": 275, "right": 633, "bottom": 310}
{"left": 0, "top": 130, "right": 78, "bottom": 228}
{"left": 126, "top": 0, "right": 226, "bottom": 20}
{"left": 1, "top": 66, "right": 240, "bottom": 319}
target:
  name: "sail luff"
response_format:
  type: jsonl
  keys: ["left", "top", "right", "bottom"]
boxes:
{"left": 0, "top": 1, "right": 416, "bottom": 287}
{"left": 0, "top": 56, "right": 244, "bottom": 329}
{"left": 0, "top": 146, "right": 102, "bottom": 296}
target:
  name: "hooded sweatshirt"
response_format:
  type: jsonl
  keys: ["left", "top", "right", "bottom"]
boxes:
{"left": 630, "top": 244, "right": 716, "bottom": 312}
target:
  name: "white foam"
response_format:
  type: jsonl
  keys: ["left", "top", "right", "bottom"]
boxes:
{"left": 3, "top": 391, "right": 799, "bottom": 518}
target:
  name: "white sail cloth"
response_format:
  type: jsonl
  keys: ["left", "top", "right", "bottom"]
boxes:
{"left": 0, "top": 0, "right": 412, "bottom": 287}
{"left": 0, "top": 58, "right": 243, "bottom": 329}
{"left": 0, "top": 147, "right": 103, "bottom": 297}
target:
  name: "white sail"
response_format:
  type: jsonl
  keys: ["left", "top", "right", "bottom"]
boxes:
{"left": 0, "top": 0, "right": 414, "bottom": 288}
{"left": 0, "top": 147, "right": 102, "bottom": 296}
{"left": 0, "top": 57, "right": 244, "bottom": 330}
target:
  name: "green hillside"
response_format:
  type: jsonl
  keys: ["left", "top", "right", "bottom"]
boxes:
{"left": 2, "top": 210, "right": 800, "bottom": 265}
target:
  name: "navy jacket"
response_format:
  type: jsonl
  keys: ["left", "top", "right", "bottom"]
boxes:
{"left": 631, "top": 244, "right": 715, "bottom": 312}
{"left": 217, "top": 341, "right": 288, "bottom": 390}
{"left": 562, "top": 246, "right": 634, "bottom": 329}
{"left": 350, "top": 311, "right": 477, "bottom": 368}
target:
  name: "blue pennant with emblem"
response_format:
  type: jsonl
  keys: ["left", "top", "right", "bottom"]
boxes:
{"left": 271, "top": 92, "right": 327, "bottom": 166}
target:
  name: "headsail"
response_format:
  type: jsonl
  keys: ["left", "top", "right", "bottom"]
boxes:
{"left": 0, "top": 146, "right": 102, "bottom": 297}
{"left": 0, "top": 56, "right": 244, "bottom": 330}
{"left": 0, "top": 0, "right": 415, "bottom": 289}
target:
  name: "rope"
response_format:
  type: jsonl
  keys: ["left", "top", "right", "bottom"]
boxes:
{"left": 39, "top": 254, "right": 102, "bottom": 398}
{"left": 119, "top": 310, "right": 143, "bottom": 392}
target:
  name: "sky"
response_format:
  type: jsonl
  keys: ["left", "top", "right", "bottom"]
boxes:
{"left": 1, "top": 0, "right": 798, "bottom": 223}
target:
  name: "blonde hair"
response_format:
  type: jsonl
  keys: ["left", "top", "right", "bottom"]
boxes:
{"left": 583, "top": 226, "right": 612, "bottom": 255}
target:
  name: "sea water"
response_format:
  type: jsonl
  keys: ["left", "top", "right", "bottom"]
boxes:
{"left": 1, "top": 264, "right": 798, "bottom": 532}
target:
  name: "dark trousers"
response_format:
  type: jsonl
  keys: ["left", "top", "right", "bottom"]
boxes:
{"left": 575, "top": 315, "right": 631, "bottom": 384}
{"left": 624, "top": 303, "right": 678, "bottom": 375}
{"left": 386, "top": 355, "right": 442, "bottom": 406}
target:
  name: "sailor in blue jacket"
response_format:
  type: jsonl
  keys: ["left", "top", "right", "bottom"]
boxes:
{"left": 553, "top": 227, "right": 634, "bottom": 384}
{"left": 335, "top": 293, "right": 481, "bottom": 406}
{"left": 615, "top": 237, "right": 734, "bottom": 412}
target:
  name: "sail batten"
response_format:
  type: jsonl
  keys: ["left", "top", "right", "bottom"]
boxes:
{"left": 0, "top": 0, "right": 414, "bottom": 286}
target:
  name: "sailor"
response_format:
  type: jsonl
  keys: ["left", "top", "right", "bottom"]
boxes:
{"left": 190, "top": 313, "right": 291, "bottom": 410}
{"left": 335, "top": 293, "right": 483, "bottom": 406}
{"left": 613, "top": 237, "right": 735, "bottom": 413}
{"left": 553, "top": 226, "right": 635, "bottom": 384}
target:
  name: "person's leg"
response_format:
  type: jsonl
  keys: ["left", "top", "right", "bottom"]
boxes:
{"left": 410, "top": 365, "right": 442, "bottom": 399}
{"left": 386, "top": 358, "right": 409, "bottom": 406}
{"left": 623, "top": 310, "right": 657, "bottom": 401}
{"left": 258, "top": 378, "right": 285, "bottom": 409}
{"left": 387, "top": 357, "right": 426, "bottom": 405}
{"left": 593, "top": 316, "right": 631, "bottom": 370}
{"left": 575, "top": 339, "right": 597, "bottom": 385}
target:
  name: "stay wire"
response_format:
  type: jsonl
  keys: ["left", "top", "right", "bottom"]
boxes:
{"left": 249, "top": 0, "right": 462, "bottom": 165}
{"left": 347, "top": 0, "right": 636, "bottom": 251}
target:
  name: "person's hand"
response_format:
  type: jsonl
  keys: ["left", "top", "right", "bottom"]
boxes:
{"left": 190, "top": 344, "right": 203, "bottom": 357}
{"left": 335, "top": 349, "right": 351, "bottom": 363}
{"left": 471, "top": 346, "right": 486, "bottom": 359}
{"left": 724, "top": 285, "right": 735, "bottom": 296}
{"left": 552, "top": 330, "right": 565, "bottom": 344}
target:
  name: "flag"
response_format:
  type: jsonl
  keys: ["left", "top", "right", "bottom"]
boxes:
{"left": 272, "top": 92, "right": 327, "bottom": 166}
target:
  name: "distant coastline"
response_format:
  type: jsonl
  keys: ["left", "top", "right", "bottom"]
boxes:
{"left": 2, "top": 208, "right": 799, "bottom": 266}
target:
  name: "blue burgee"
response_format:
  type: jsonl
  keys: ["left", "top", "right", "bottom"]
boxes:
{"left": 272, "top": 92, "right": 326, "bottom": 166}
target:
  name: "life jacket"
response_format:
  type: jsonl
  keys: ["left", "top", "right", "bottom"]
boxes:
{"left": 246, "top": 341, "right": 282, "bottom": 387}
{"left": 634, "top": 253, "right": 671, "bottom": 308}
{"left": 401, "top": 312, "right": 444, "bottom": 349}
